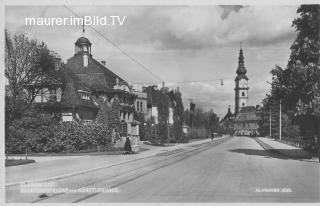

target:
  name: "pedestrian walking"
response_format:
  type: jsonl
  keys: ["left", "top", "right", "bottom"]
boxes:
{"left": 123, "top": 135, "right": 133, "bottom": 154}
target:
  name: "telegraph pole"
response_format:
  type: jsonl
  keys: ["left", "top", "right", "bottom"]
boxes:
{"left": 279, "top": 100, "right": 282, "bottom": 141}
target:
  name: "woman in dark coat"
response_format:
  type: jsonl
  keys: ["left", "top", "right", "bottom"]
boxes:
{"left": 123, "top": 136, "right": 133, "bottom": 154}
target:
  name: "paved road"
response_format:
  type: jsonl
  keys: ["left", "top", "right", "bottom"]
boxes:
{"left": 7, "top": 136, "right": 320, "bottom": 203}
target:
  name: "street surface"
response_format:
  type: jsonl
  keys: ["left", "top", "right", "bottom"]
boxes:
{"left": 6, "top": 136, "right": 320, "bottom": 203}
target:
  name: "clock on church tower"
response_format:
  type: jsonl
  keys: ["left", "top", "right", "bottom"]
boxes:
{"left": 234, "top": 47, "right": 249, "bottom": 114}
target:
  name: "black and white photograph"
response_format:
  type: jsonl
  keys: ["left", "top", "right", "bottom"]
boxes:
{"left": 2, "top": 0, "right": 320, "bottom": 204}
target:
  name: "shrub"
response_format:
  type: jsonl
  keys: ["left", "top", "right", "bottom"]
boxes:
{"left": 6, "top": 112, "right": 113, "bottom": 154}
{"left": 52, "top": 122, "right": 113, "bottom": 153}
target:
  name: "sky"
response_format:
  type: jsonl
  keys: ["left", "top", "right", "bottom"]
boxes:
{"left": 5, "top": 5, "right": 299, "bottom": 117}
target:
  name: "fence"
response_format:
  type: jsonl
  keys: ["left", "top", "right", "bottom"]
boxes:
{"left": 277, "top": 137, "right": 318, "bottom": 153}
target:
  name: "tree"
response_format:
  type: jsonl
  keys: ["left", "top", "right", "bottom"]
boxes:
{"left": 172, "top": 88, "right": 184, "bottom": 142}
{"left": 184, "top": 106, "right": 220, "bottom": 139}
{"left": 95, "top": 96, "right": 122, "bottom": 144}
{"left": 5, "top": 30, "right": 55, "bottom": 123}
{"left": 157, "top": 88, "right": 170, "bottom": 144}
{"left": 261, "top": 5, "right": 320, "bottom": 160}
{"left": 289, "top": 5, "right": 320, "bottom": 160}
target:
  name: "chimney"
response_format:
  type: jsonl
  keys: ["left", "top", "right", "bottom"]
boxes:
{"left": 101, "top": 61, "right": 106, "bottom": 66}
{"left": 228, "top": 105, "right": 231, "bottom": 113}
{"left": 83, "top": 55, "right": 88, "bottom": 67}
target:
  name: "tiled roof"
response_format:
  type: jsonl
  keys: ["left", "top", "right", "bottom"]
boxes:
{"left": 61, "top": 68, "right": 92, "bottom": 92}
{"left": 239, "top": 106, "right": 256, "bottom": 113}
{"left": 76, "top": 73, "right": 107, "bottom": 91}
{"left": 66, "top": 55, "right": 125, "bottom": 91}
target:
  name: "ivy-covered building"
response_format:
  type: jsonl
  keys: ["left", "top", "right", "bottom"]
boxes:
{"left": 31, "top": 36, "right": 140, "bottom": 138}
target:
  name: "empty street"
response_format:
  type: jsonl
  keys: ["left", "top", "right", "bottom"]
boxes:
{"left": 6, "top": 136, "right": 320, "bottom": 203}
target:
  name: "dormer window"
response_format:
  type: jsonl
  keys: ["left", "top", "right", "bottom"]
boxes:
{"left": 78, "top": 90, "right": 90, "bottom": 100}
{"left": 83, "top": 45, "right": 88, "bottom": 52}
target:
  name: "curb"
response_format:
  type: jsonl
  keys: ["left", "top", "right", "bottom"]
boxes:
{"left": 255, "top": 137, "right": 313, "bottom": 159}
{"left": 6, "top": 136, "right": 228, "bottom": 187}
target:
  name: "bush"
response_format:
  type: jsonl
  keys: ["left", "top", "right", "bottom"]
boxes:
{"left": 6, "top": 112, "right": 113, "bottom": 154}
{"left": 6, "top": 112, "right": 55, "bottom": 154}
{"left": 52, "top": 122, "right": 113, "bottom": 153}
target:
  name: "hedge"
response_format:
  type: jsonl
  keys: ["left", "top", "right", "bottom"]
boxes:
{"left": 6, "top": 113, "right": 113, "bottom": 154}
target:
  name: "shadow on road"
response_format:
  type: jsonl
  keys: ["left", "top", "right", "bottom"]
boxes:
{"left": 228, "top": 149, "right": 316, "bottom": 162}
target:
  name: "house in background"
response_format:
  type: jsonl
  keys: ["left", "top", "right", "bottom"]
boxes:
{"left": 233, "top": 106, "right": 260, "bottom": 136}
{"left": 132, "top": 85, "right": 148, "bottom": 119}
{"left": 220, "top": 106, "right": 235, "bottom": 135}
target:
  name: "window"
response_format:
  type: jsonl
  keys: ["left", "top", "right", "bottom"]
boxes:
{"left": 83, "top": 45, "right": 88, "bottom": 52}
{"left": 242, "top": 92, "right": 245, "bottom": 97}
{"left": 62, "top": 113, "right": 73, "bottom": 122}
{"left": 83, "top": 120, "right": 92, "bottom": 125}
{"left": 140, "top": 102, "right": 143, "bottom": 111}
{"left": 120, "top": 123, "right": 127, "bottom": 137}
{"left": 242, "top": 103, "right": 245, "bottom": 106}
{"left": 56, "top": 88, "right": 62, "bottom": 102}
{"left": 78, "top": 90, "right": 90, "bottom": 100}
{"left": 137, "top": 101, "right": 140, "bottom": 111}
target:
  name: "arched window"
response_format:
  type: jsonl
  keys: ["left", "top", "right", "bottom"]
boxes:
{"left": 242, "top": 92, "right": 245, "bottom": 97}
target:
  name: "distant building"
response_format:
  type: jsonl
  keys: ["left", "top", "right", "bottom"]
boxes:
{"left": 234, "top": 47, "right": 249, "bottom": 114}
{"left": 132, "top": 87, "right": 148, "bottom": 118}
{"left": 221, "top": 46, "right": 260, "bottom": 136}
{"left": 220, "top": 106, "right": 235, "bottom": 135}
{"left": 233, "top": 106, "right": 260, "bottom": 136}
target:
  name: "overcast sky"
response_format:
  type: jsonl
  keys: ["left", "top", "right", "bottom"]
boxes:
{"left": 5, "top": 5, "right": 299, "bottom": 117}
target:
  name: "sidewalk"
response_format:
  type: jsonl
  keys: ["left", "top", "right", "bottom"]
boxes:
{"left": 6, "top": 136, "right": 226, "bottom": 186}
{"left": 257, "top": 137, "right": 314, "bottom": 159}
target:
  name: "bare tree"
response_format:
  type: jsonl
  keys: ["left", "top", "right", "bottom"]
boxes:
{"left": 5, "top": 30, "right": 54, "bottom": 122}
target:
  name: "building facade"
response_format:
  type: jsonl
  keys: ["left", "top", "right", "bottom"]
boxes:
{"left": 233, "top": 106, "right": 260, "bottom": 136}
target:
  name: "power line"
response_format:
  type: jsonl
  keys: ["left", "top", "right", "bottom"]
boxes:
{"left": 63, "top": 5, "right": 163, "bottom": 83}
{"left": 131, "top": 78, "right": 231, "bottom": 85}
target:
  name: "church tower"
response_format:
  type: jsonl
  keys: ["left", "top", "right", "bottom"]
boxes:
{"left": 234, "top": 46, "right": 249, "bottom": 114}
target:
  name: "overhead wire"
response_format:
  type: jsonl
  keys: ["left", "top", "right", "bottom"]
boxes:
{"left": 63, "top": 5, "right": 164, "bottom": 83}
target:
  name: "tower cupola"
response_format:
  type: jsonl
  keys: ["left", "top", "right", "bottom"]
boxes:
{"left": 75, "top": 37, "right": 92, "bottom": 56}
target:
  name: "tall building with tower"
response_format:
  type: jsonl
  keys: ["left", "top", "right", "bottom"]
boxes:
{"left": 234, "top": 47, "right": 249, "bottom": 114}
{"left": 221, "top": 45, "right": 260, "bottom": 136}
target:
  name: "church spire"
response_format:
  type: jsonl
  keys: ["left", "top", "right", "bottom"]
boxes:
{"left": 236, "top": 44, "right": 247, "bottom": 75}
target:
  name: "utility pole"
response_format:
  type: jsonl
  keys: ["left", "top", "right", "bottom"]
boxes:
{"left": 269, "top": 109, "right": 272, "bottom": 138}
{"left": 279, "top": 100, "right": 282, "bottom": 141}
